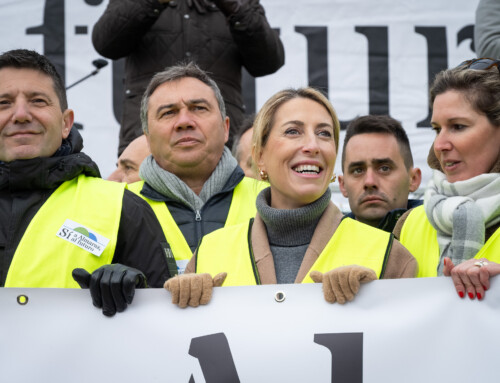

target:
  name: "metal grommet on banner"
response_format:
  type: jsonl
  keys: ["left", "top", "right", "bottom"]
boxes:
{"left": 275, "top": 291, "right": 286, "bottom": 303}
{"left": 17, "top": 295, "right": 29, "bottom": 305}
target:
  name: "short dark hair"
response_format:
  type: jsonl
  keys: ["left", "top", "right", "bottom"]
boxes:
{"left": 0, "top": 49, "right": 67, "bottom": 111}
{"left": 341, "top": 115, "right": 414, "bottom": 171}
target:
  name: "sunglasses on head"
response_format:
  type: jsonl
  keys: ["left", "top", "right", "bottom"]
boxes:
{"left": 457, "top": 58, "right": 500, "bottom": 71}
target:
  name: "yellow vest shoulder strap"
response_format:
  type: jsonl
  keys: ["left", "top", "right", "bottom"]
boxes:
{"left": 399, "top": 206, "right": 439, "bottom": 277}
{"left": 301, "top": 218, "right": 392, "bottom": 283}
{"left": 127, "top": 180, "right": 192, "bottom": 268}
{"left": 196, "top": 219, "right": 259, "bottom": 286}
{"left": 225, "top": 177, "right": 268, "bottom": 227}
{"left": 6, "top": 175, "right": 124, "bottom": 288}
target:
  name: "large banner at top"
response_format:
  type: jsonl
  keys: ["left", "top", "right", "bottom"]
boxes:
{"left": 0, "top": 0, "right": 479, "bottom": 192}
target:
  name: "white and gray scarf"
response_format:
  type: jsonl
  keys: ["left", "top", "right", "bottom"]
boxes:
{"left": 139, "top": 147, "right": 238, "bottom": 211}
{"left": 424, "top": 170, "right": 500, "bottom": 275}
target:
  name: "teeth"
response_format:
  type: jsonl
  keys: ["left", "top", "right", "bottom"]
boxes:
{"left": 444, "top": 162, "right": 456, "bottom": 167}
{"left": 293, "top": 164, "right": 320, "bottom": 173}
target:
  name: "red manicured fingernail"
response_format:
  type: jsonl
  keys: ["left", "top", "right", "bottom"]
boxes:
{"left": 443, "top": 259, "right": 447, "bottom": 266}
{"left": 468, "top": 292, "right": 474, "bottom": 299}
{"left": 483, "top": 285, "right": 488, "bottom": 291}
{"left": 458, "top": 291, "right": 464, "bottom": 298}
{"left": 477, "top": 292, "right": 482, "bottom": 300}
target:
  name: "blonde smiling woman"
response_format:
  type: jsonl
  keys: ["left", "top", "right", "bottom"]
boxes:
{"left": 165, "top": 87, "right": 417, "bottom": 307}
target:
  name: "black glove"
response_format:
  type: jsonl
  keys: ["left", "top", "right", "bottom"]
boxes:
{"left": 72, "top": 264, "right": 147, "bottom": 317}
{"left": 211, "top": 0, "right": 241, "bottom": 15}
{"left": 187, "top": 0, "right": 209, "bottom": 14}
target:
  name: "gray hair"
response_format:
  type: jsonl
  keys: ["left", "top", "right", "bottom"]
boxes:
{"left": 140, "top": 62, "right": 226, "bottom": 133}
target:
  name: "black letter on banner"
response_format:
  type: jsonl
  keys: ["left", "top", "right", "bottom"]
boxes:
{"left": 355, "top": 26, "right": 389, "bottom": 117}
{"left": 314, "top": 332, "right": 363, "bottom": 383}
{"left": 457, "top": 25, "right": 475, "bottom": 52}
{"left": 241, "top": 28, "right": 281, "bottom": 115}
{"left": 242, "top": 68, "right": 255, "bottom": 114}
{"left": 112, "top": 58, "right": 125, "bottom": 125}
{"left": 415, "top": 27, "right": 448, "bottom": 128}
{"left": 295, "top": 26, "right": 329, "bottom": 94}
{"left": 26, "top": 0, "right": 66, "bottom": 81}
{"left": 188, "top": 333, "right": 240, "bottom": 383}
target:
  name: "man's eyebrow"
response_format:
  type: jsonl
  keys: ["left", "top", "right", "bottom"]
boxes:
{"left": 118, "top": 158, "right": 137, "bottom": 168}
{"left": 347, "top": 161, "right": 366, "bottom": 169}
{"left": 188, "top": 98, "right": 210, "bottom": 106}
{"left": 371, "top": 158, "right": 396, "bottom": 166}
{"left": 156, "top": 104, "right": 177, "bottom": 115}
{"left": 29, "top": 91, "right": 51, "bottom": 98}
{"left": 0, "top": 91, "right": 52, "bottom": 99}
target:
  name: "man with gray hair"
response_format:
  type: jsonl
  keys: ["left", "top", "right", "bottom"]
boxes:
{"left": 128, "top": 62, "right": 266, "bottom": 275}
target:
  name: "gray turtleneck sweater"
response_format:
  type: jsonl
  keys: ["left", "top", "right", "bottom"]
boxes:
{"left": 256, "top": 188, "right": 331, "bottom": 284}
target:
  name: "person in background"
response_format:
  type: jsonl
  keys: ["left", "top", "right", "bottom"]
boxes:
{"left": 231, "top": 114, "right": 257, "bottom": 178}
{"left": 475, "top": 0, "right": 500, "bottom": 59}
{"left": 164, "top": 87, "right": 417, "bottom": 308}
{"left": 0, "top": 49, "right": 171, "bottom": 316}
{"left": 108, "top": 135, "right": 150, "bottom": 183}
{"left": 338, "top": 115, "right": 422, "bottom": 233}
{"left": 92, "top": 0, "right": 285, "bottom": 154}
{"left": 394, "top": 59, "right": 500, "bottom": 299}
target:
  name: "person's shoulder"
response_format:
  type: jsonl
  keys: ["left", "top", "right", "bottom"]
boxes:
{"left": 392, "top": 206, "right": 422, "bottom": 239}
{"left": 122, "top": 188, "right": 155, "bottom": 212}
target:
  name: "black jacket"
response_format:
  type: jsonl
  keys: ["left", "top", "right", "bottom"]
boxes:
{"left": 344, "top": 199, "right": 423, "bottom": 233}
{"left": 141, "top": 166, "right": 246, "bottom": 252}
{"left": 92, "top": 0, "right": 285, "bottom": 153}
{"left": 0, "top": 130, "right": 170, "bottom": 287}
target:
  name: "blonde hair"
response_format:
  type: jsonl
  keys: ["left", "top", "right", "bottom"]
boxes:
{"left": 252, "top": 87, "right": 340, "bottom": 164}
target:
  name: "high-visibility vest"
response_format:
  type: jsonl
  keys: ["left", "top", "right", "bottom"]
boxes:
{"left": 196, "top": 217, "right": 393, "bottom": 286}
{"left": 5, "top": 175, "right": 125, "bottom": 288}
{"left": 128, "top": 177, "right": 267, "bottom": 273}
{"left": 399, "top": 205, "right": 500, "bottom": 277}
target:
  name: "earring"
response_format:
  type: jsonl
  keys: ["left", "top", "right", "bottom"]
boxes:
{"left": 330, "top": 173, "right": 336, "bottom": 183}
{"left": 259, "top": 169, "right": 269, "bottom": 181}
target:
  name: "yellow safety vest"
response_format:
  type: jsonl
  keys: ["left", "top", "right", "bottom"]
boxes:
{"left": 196, "top": 217, "right": 393, "bottom": 286}
{"left": 5, "top": 175, "right": 125, "bottom": 288}
{"left": 128, "top": 177, "right": 267, "bottom": 273}
{"left": 400, "top": 205, "right": 500, "bottom": 277}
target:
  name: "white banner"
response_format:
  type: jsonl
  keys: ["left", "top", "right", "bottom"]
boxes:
{"left": 0, "top": 0, "right": 479, "bottom": 201}
{"left": 1, "top": 277, "right": 499, "bottom": 382}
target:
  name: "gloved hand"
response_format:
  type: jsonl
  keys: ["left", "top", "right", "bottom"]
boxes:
{"left": 310, "top": 265, "right": 377, "bottom": 304}
{"left": 72, "top": 264, "right": 147, "bottom": 317}
{"left": 186, "top": 0, "right": 209, "bottom": 14}
{"left": 211, "top": 0, "right": 241, "bottom": 15}
{"left": 164, "top": 272, "right": 227, "bottom": 308}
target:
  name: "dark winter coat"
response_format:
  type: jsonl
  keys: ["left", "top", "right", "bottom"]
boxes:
{"left": 92, "top": 0, "right": 285, "bottom": 153}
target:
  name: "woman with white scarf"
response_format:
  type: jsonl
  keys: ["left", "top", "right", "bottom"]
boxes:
{"left": 394, "top": 59, "right": 500, "bottom": 300}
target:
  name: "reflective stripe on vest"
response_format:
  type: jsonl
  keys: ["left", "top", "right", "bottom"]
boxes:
{"left": 196, "top": 217, "right": 392, "bottom": 286}
{"left": 5, "top": 175, "right": 125, "bottom": 288}
{"left": 399, "top": 205, "right": 500, "bottom": 277}
{"left": 128, "top": 177, "right": 267, "bottom": 270}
